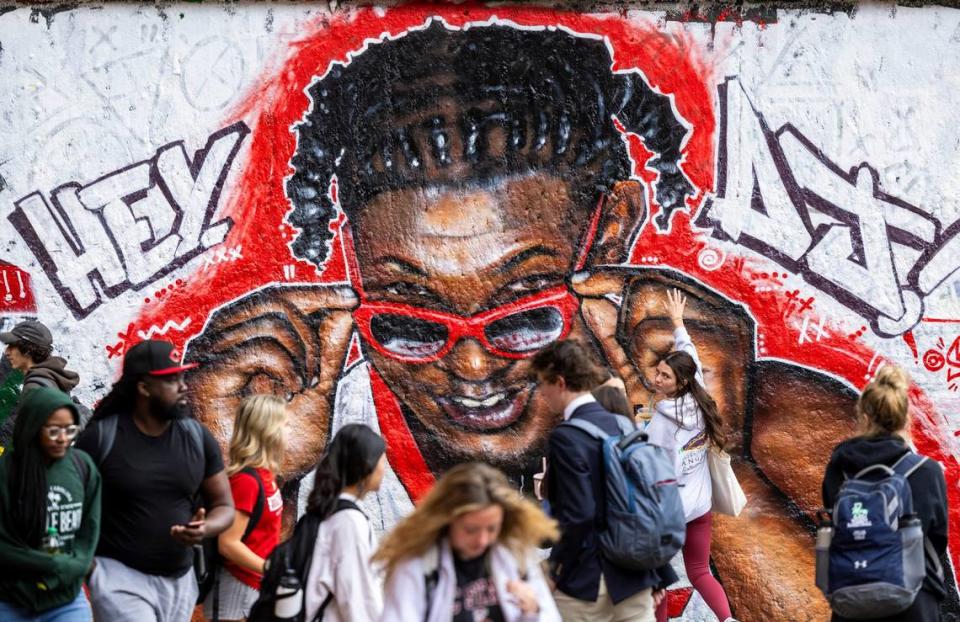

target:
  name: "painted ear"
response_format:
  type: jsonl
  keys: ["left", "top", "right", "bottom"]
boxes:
{"left": 592, "top": 180, "right": 646, "bottom": 265}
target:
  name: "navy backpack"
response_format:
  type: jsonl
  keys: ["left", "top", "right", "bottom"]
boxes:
{"left": 816, "top": 452, "right": 942, "bottom": 618}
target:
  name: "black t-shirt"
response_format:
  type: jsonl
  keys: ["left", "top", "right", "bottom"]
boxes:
{"left": 75, "top": 414, "right": 224, "bottom": 576}
{"left": 452, "top": 551, "right": 505, "bottom": 622}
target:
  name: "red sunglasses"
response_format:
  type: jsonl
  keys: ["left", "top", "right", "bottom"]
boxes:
{"left": 341, "top": 197, "right": 602, "bottom": 364}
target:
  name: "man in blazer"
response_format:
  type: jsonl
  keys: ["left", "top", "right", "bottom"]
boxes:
{"left": 532, "top": 339, "right": 676, "bottom": 621}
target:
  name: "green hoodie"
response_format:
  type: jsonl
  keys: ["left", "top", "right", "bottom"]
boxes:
{"left": 0, "top": 387, "right": 101, "bottom": 613}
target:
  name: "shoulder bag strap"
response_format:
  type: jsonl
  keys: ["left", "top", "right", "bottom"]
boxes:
{"left": 238, "top": 467, "right": 266, "bottom": 540}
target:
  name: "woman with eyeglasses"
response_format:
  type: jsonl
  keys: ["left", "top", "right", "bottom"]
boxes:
{"left": 0, "top": 387, "right": 102, "bottom": 621}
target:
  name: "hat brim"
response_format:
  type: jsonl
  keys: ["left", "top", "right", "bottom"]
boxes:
{"left": 0, "top": 332, "right": 16, "bottom": 345}
{"left": 147, "top": 363, "right": 200, "bottom": 376}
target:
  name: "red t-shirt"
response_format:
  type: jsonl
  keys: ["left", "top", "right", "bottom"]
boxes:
{"left": 224, "top": 467, "right": 283, "bottom": 589}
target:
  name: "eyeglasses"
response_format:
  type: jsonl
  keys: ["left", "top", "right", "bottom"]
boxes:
{"left": 42, "top": 425, "right": 80, "bottom": 440}
{"left": 341, "top": 196, "right": 603, "bottom": 364}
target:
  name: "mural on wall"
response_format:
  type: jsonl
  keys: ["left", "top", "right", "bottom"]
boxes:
{"left": 0, "top": 262, "right": 36, "bottom": 427}
{"left": 3, "top": 4, "right": 960, "bottom": 620}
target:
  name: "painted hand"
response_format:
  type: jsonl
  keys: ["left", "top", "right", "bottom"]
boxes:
{"left": 666, "top": 287, "right": 687, "bottom": 328}
{"left": 572, "top": 266, "right": 856, "bottom": 620}
{"left": 184, "top": 285, "right": 357, "bottom": 480}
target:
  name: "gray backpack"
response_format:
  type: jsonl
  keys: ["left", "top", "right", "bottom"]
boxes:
{"left": 563, "top": 415, "right": 686, "bottom": 570}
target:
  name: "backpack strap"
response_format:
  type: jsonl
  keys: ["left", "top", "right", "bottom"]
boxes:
{"left": 891, "top": 452, "right": 928, "bottom": 479}
{"left": 614, "top": 415, "right": 636, "bottom": 435}
{"left": 422, "top": 543, "right": 440, "bottom": 622}
{"left": 178, "top": 417, "right": 206, "bottom": 458}
{"left": 238, "top": 467, "right": 266, "bottom": 541}
{"left": 564, "top": 416, "right": 646, "bottom": 450}
{"left": 892, "top": 453, "right": 942, "bottom": 579}
{"left": 314, "top": 593, "right": 334, "bottom": 622}
{"left": 561, "top": 417, "right": 609, "bottom": 440}
{"left": 89, "top": 415, "right": 119, "bottom": 465}
{"left": 850, "top": 463, "right": 896, "bottom": 480}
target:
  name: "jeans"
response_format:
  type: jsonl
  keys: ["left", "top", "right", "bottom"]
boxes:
{"left": 0, "top": 590, "right": 92, "bottom": 622}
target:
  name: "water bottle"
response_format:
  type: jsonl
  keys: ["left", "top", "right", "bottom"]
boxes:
{"left": 816, "top": 521, "right": 833, "bottom": 550}
{"left": 43, "top": 527, "right": 61, "bottom": 555}
{"left": 814, "top": 515, "right": 833, "bottom": 593}
{"left": 274, "top": 568, "right": 303, "bottom": 620}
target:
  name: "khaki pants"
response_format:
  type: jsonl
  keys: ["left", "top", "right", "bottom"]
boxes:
{"left": 554, "top": 575, "right": 654, "bottom": 622}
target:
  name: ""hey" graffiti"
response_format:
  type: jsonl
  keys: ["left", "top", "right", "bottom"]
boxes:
{"left": 7, "top": 122, "right": 249, "bottom": 319}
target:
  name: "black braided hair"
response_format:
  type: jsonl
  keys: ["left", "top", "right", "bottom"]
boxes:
{"left": 286, "top": 21, "right": 694, "bottom": 266}
{"left": 91, "top": 375, "right": 139, "bottom": 421}
{"left": 8, "top": 403, "right": 79, "bottom": 547}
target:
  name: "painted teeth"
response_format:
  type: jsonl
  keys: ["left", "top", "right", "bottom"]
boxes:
{"left": 452, "top": 393, "right": 507, "bottom": 409}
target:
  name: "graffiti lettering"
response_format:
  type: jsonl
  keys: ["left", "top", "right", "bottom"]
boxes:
{"left": 701, "top": 78, "right": 959, "bottom": 336}
{"left": 7, "top": 122, "right": 249, "bottom": 319}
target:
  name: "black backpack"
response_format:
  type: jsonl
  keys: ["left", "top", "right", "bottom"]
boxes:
{"left": 248, "top": 498, "right": 360, "bottom": 622}
{"left": 82, "top": 415, "right": 211, "bottom": 600}
{"left": 198, "top": 467, "right": 266, "bottom": 620}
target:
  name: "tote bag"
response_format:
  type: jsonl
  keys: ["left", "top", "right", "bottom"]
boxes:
{"left": 708, "top": 445, "right": 747, "bottom": 516}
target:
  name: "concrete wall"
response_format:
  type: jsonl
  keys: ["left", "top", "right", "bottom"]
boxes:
{"left": 2, "top": 3, "right": 959, "bottom": 619}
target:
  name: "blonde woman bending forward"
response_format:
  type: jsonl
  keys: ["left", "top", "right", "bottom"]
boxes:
{"left": 376, "top": 463, "right": 561, "bottom": 622}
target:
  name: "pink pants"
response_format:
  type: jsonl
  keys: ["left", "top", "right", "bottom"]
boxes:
{"left": 655, "top": 512, "right": 732, "bottom": 622}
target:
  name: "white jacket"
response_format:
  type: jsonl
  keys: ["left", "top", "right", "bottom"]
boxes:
{"left": 380, "top": 538, "right": 560, "bottom": 622}
{"left": 644, "top": 326, "right": 712, "bottom": 522}
{"left": 304, "top": 493, "right": 383, "bottom": 622}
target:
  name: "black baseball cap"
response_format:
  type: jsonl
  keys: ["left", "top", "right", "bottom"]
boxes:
{"left": 123, "top": 340, "right": 199, "bottom": 377}
{"left": 0, "top": 320, "right": 53, "bottom": 348}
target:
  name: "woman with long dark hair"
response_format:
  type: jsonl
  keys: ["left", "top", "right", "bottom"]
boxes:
{"left": 647, "top": 289, "right": 735, "bottom": 622}
{"left": 303, "top": 423, "right": 386, "bottom": 621}
{"left": 0, "top": 387, "right": 101, "bottom": 621}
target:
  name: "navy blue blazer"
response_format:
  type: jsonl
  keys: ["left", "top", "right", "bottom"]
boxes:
{"left": 546, "top": 400, "right": 678, "bottom": 604}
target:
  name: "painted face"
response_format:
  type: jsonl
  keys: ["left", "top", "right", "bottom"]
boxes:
{"left": 351, "top": 173, "right": 587, "bottom": 473}
{"left": 654, "top": 360, "right": 679, "bottom": 396}
{"left": 448, "top": 504, "right": 504, "bottom": 561}
{"left": 142, "top": 373, "right": 189, "bottom": 420}
{"left": 4, "top": 344, "right": 30, "bottom": 373}
{"left": 38, "top": 408, "right": 76, "bottom": 461}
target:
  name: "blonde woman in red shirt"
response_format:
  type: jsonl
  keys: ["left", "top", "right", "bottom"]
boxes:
{"left": 204, "top": 395, "right": 288, "bottom": 622}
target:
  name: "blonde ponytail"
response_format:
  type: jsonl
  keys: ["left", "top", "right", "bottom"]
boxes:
{"left": 858, "top": 365, "right": 910, "bottom": 437}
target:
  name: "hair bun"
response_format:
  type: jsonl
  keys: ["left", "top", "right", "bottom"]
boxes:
{"left": 872, "top": 365, "right": 910, "bottom": 392}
